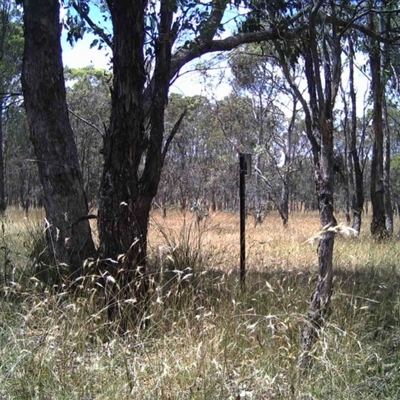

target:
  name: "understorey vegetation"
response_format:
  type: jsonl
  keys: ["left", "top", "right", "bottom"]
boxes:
{"left": 1, "top": 209, "right": 400, "bottom": 399}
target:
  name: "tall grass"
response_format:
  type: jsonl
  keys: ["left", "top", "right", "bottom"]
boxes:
{"left": 1, "top": 208, "right": 400, "bottom": 399}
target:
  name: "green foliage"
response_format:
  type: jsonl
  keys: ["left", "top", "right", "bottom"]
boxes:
{"left": 229, "top": 43, "right": 287, "bottom": 91}
{"left": 65, "top": 66, "right": 110, "bottom": 205}
{"left": 3, "top": 106, "right": 42, "bottom": 210}
{"left": 391, "top": 153, "right": 400, "bottom": 171}
{"left": 63, "top": 0, "right": 112, "bottom": 49}
{"left": 0, "top": 2, "right": 23, "bottom": 92}
{"left": 238, "top": 0, "right": 304, "bottom": 33}
{"left": 65, "top": 65, "right": 111, "bottom": 84}
{"left": 63, "top": 0, "right": 233, "bottom": 54}
{"left": 391, "top": 153, "right": 400, "bottom": 204}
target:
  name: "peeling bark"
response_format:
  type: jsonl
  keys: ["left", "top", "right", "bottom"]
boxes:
{"left": 299, "top": 2, "right": 341, "bottom": 364}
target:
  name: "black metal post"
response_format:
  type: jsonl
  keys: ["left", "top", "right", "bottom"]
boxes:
{"left": 239, "top": 153, "right": 246, "bottom": 287}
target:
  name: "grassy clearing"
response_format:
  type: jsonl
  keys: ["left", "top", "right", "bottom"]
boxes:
{"left": 1, "top": 208, "right": 400, "bottom": 399}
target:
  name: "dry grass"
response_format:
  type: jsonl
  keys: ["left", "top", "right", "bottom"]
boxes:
{"left": 1, "top": 208, "right": 400, "bottom": 399}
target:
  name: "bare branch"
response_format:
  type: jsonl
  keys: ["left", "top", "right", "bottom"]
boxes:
{"left": 324, "top": 13, "right": 400, "bottom": 43}
{"left": 0, "top": 92, "right": 22, "bottom": 97}
{"left": 143, "top": 3, "right": 312, "bottom": 114}
{"left": 68, "top": 108, "right": 105, "bottom": 136}
{"left": 169, "top": 25, "right": 309, "bottom": 83}
{"left": 162, "top": 108, "right": 187, "bottom": 159}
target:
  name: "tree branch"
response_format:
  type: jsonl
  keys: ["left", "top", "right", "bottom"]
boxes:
{"left": 68, "top": 108, "right": 105, "bottom": 136}
{"left": 0, "top": 92, "right": 22, "bottom": 97}
{"left": 169, "top": 23, "right": 309, "bottom": 83}
{"left": 162, "top": 108, "right": 187, "bottom": 160}
{"left": 198, "top": 0, "right": 229, "bottom": 42}
{"left": 324, "top": 13, "right": 400, "bottom": 43}
{"left": 72, "top": 1, "right": 112, "bottom": 48}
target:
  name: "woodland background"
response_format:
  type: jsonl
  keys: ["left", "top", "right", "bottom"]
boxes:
{"left": 3, "top": 2, "right": 400, "bottom": 225}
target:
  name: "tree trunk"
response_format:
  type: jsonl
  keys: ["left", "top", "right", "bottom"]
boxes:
{"left": 97, "top": 0, "right": 174, "bottom": 328}
{"left": 340, "top": 96, "right": 351, "bottom": 224}
{"left": 280, "top": 97, "right": 295, "bottom": 228}
{"left": 344, "top": 114, "right": 354, "bottom": 226}
{"left": 300, "top": 51, "right": 336, "bottom": 352}
{"left": 275, "top": 32, "right": 336, "bottom": 356}
{"left": 369, "top": 14, "right": 388, "bottom": 239}
{"left": 21, "top": 0, "right": 95, "bottom": 280}
{"left": 383, "top": 100, "right": 393, "bottom": 234}
{"left": 280, "top": 177, "right": 289, "bottom": 227}
{"left": 299, "top": 6, "right": 340, "bottom": 363}
{"left": 301, "top": 121, "right": 336, "bottom": 357}
{"left": 382, "top": 12, "right": 393, "bottom": 235}
{"left": 0, "top": 98, "right": 6, "bottom": 214}
{"left": 348, "top": 37, "right": 364, "bottom": 234}
{"left": 97, "top": 1, "right": 149, "bottom": 325}
{"left": 0, "top": 2, "right": 11, "bottom": 215}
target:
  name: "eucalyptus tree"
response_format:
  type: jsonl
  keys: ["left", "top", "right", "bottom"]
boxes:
{"left": 391, "top": 151, "right": 400, "bottom": 215}
{"left": 343, "top": 35, "right": 366, "bottom": 233}
{"left": 294, "top": 5, "right": 342, "bottom": 355}
{"left": 160, "top": 94, "right": 218, "bottom": 212}
{"left": 255, "top": 1, "right": 345, "bottom": 356}
{"left": 157, "top": 92, "right": 188, "bottom": 213}
{"left": 21, "top": 0, "right": 96, "bottom": 279}
{"left": 82, "top": 1, "right": 308, "bottom": 294}
{"left": 368, "top": 3, "right": 389, "bottom": 238}
{"left": 20, "top": 0, "right": 310, "bottom": 322}
{"left": 229, "top": 44, "right": 303, "bottom": 226}
{"left": 379, "top": 2, "right": 400, "bottom": 234}
{"left": 361, "top": 0, "right": 400, "bottom": 237}
{"left": 0, "top": 1, "right": 23, "bottom": 213}
{"left": 378, "top": 103, "right": 400, "bottom": 220}
{"left": 215, "top": 93, "right": 264, "bottom": 212}
{"left": 65, "top": 66, "right": 111, "bottom": 206}
{"left": 163, "top": 94, "right": 239, "bottom": 213}
{"left": 3, "top": 102, "right": 42, "bottom": 211}
{"left": 252, "top": 0, "right": 400, "bottom": 354}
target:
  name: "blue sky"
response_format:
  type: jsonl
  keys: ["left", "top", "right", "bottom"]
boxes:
{"left": 61, "top": 31, "right": 111, "bottom": 70}
{"left": 60, "top": 3, "right": 111, "bottom": 70}
{"left": 60, "top": 2, "right": 237, "bottom": 98}
{"left": 60, "top": 3, "right": 369, "bottom": 110}
{"left": 61, "top": 30, "right": 232, "bottom": 99}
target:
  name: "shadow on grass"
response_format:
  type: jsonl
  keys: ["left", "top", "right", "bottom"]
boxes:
{"left": 1, "top": 259, "right": 400, "bottom": 399}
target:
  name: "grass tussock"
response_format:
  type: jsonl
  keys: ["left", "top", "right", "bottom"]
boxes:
{"left": 1, "top": 208, "right": 400, "bottom": 399}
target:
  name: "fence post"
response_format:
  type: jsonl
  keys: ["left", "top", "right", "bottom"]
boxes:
{"left": 239, "top": 153, "right": 251, "bottom": 288}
